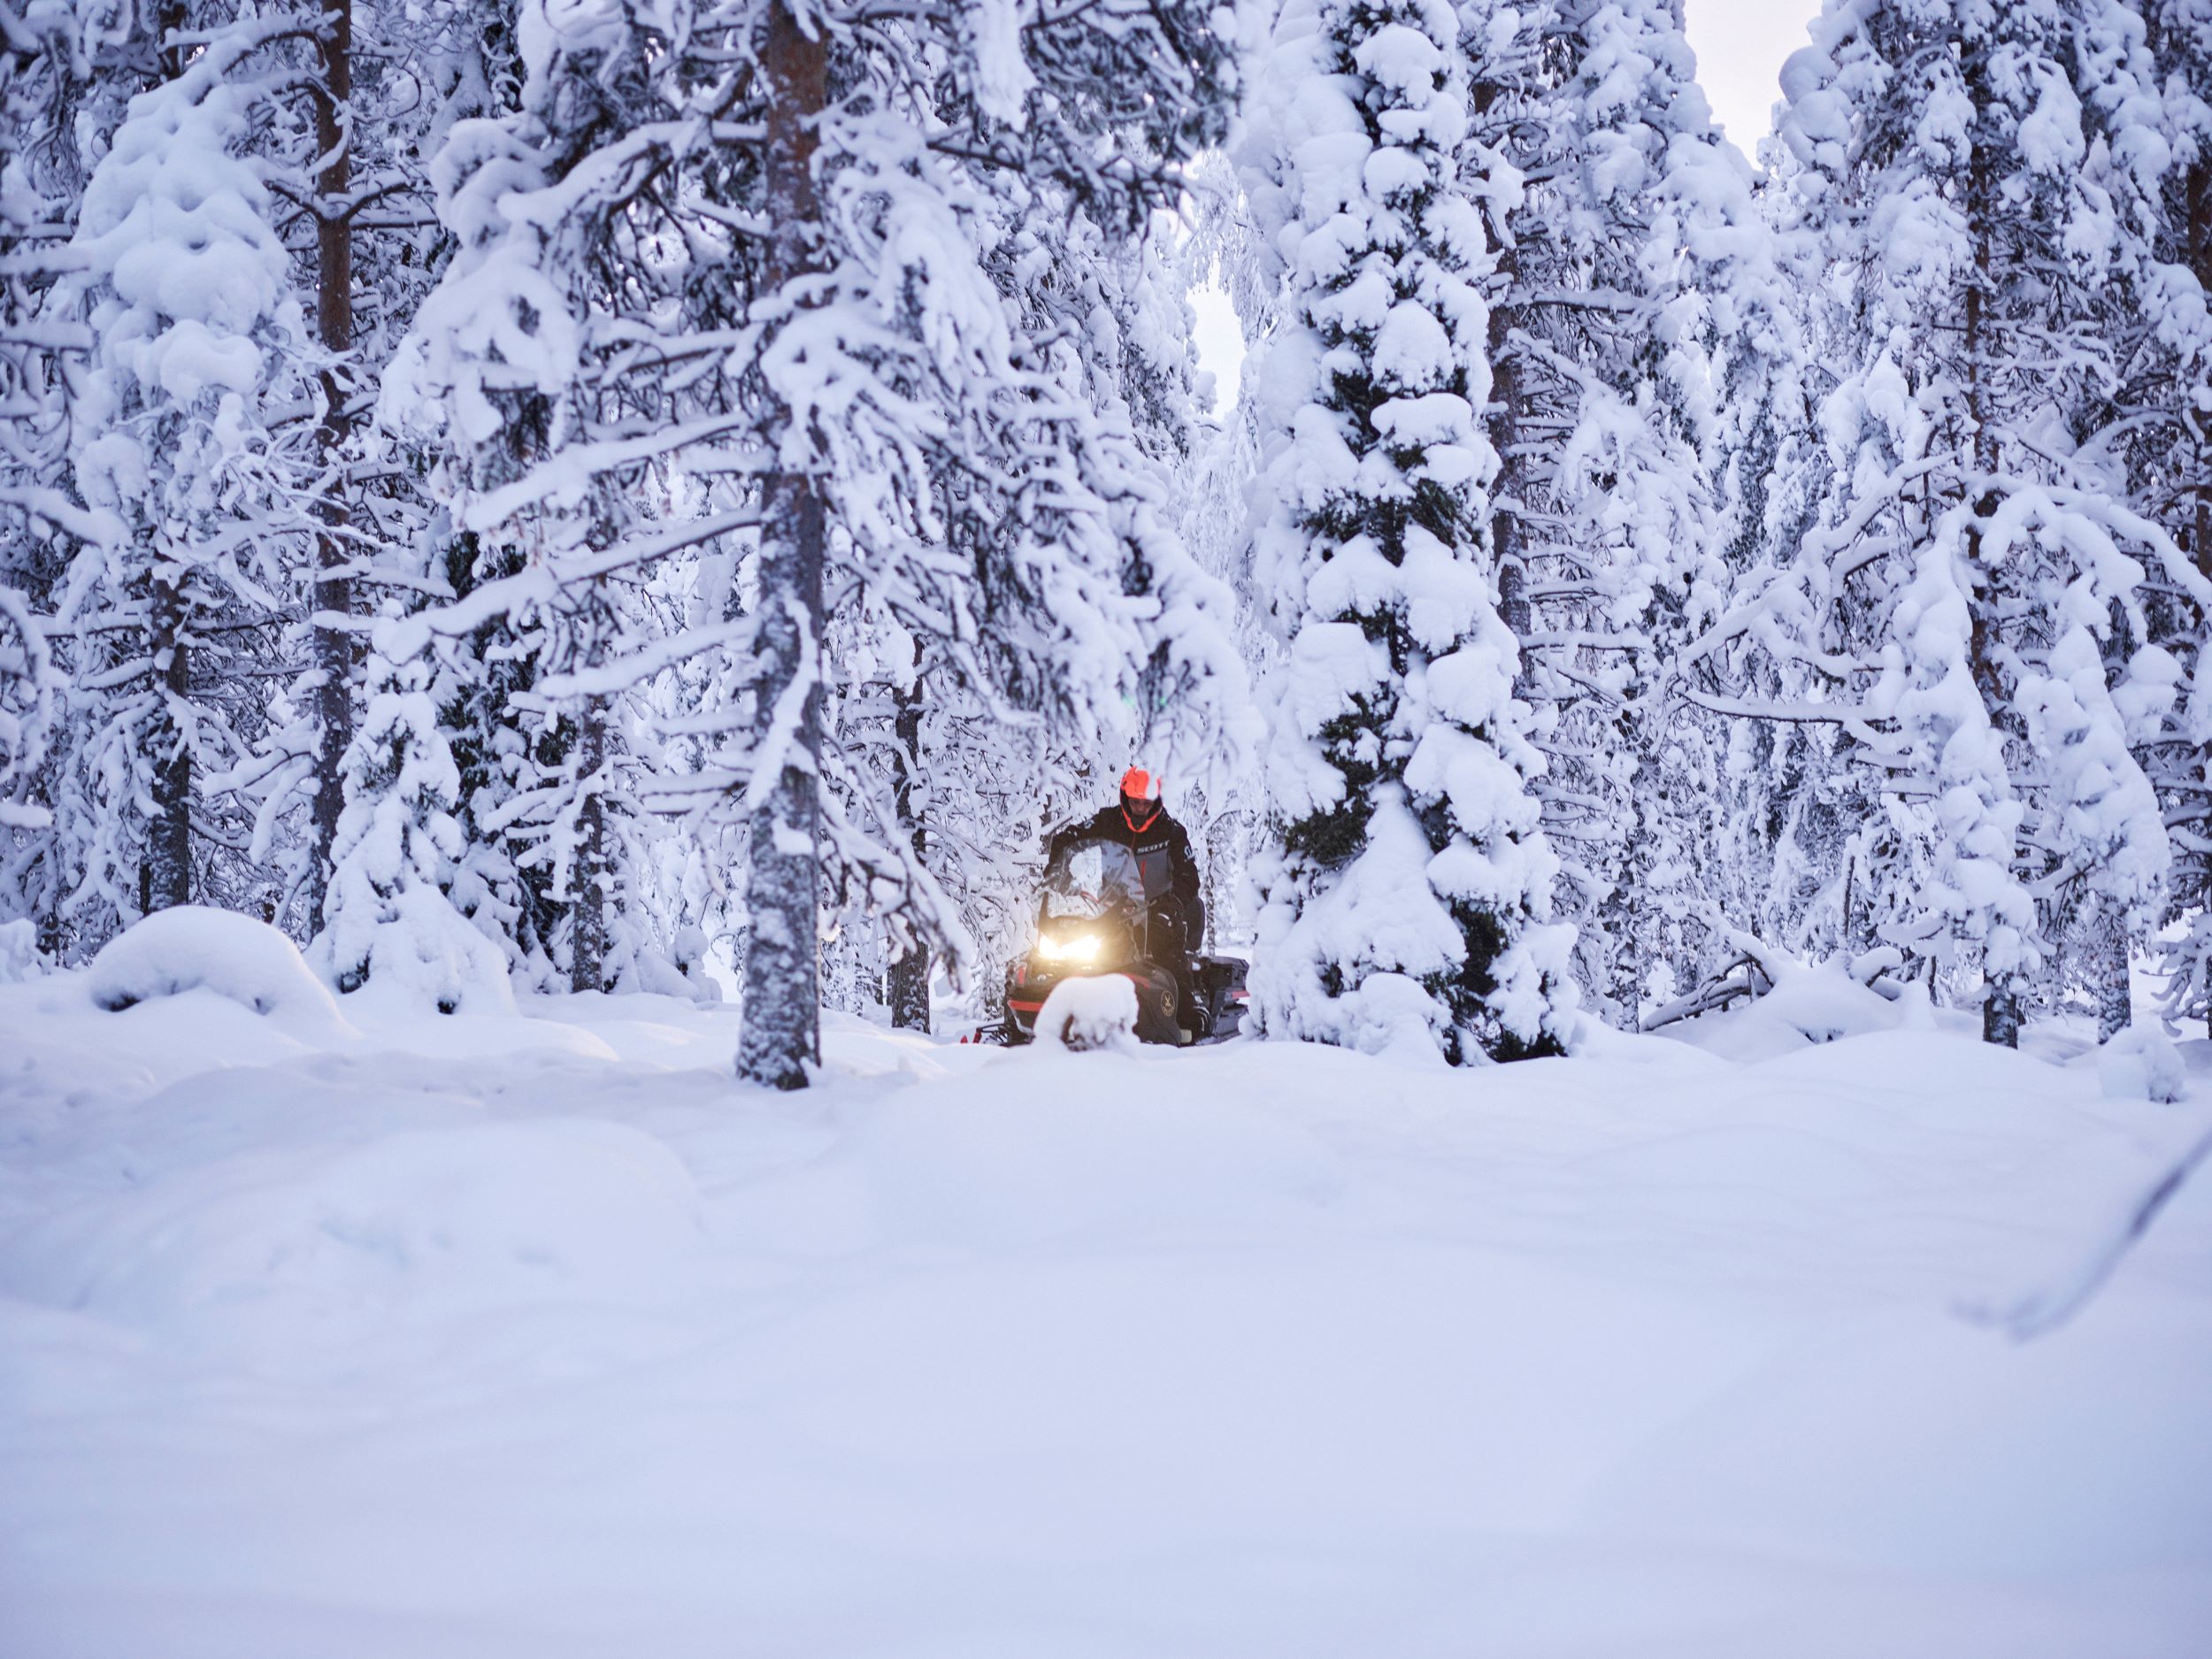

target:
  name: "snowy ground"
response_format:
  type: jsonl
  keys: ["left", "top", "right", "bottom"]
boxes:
{"left": 3, "top": 949, "right": 2209, "bottom": 1657}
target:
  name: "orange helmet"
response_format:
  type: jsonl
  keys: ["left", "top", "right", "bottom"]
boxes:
{"left": 1119, "top": 766, "right": 1162, "bottom": 830}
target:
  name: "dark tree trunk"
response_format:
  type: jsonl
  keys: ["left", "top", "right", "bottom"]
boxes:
{"left": 737, "top": 484, "right": 826, "bottom": 1086}
{"left": 2093, "top": 910, "right": 2132, "bottom": 1043}
{"left": 305, "top": 0, "right": 355, "bottom": 936}
{"left": 145, "top": 574, "right": 190, "bottom": 911}
{"left": 1965, "top": 492, "right": 2019, "bottom": 1052}
{"left": 886, "top": 935, "right": 930, "bottom": 1033}
{"left": 2192, "top": 159, "right": 2210, "bottom": 581}
{"left": 1959, "top": 72, "right": 2024, "bottom": 1050}
{"left": 1471, "top": 81, "right": 1530, "bottom": 654}
{"left": 737, "top": 0, "right": 827, "bottom": 1090}
{"left": 137, "top": 0, "right": 192, "bottom": 917}
{"left": 156, "top": 0, "right": 185, "bottom": 80}
{"left": 569, "top": 699, "right": 606, "bottom": 994}
{"left": 1487, "top": 308, "right": 1531, "bottom": 649}
{"left": 1982, "top": 977, "right": 2023, "bottom": 1049}
{"left": 887, "top": 657, "right": 929, "bottom": 1033}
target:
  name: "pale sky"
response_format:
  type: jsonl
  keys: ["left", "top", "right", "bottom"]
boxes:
{"left": 1686, "top": 0, "right": 1824, "bottom": 153}
{"left": 1190, "top": 0, "right": 1824, "bottom": 414}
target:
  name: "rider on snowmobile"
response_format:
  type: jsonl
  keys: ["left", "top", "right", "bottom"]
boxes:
{"left": 1047, "top": 766, "right": 1206, "bottom": 1025}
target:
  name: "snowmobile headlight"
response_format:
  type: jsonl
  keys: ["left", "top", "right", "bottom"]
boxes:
{"left": 1039, "top": 932, "right": 1102, "bottom": 964}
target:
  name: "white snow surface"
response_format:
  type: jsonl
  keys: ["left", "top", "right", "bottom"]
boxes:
{"left": 2, "top": 976, "right": 2208, "bottom": 1658}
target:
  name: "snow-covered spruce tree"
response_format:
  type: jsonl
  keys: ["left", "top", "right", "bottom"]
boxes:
{"left": 1694, "top": 153, "right": 1848, "bottom": 969}
{"left": 0, "top": 585, "right": 58, "bottom": 844}
{"left": 1174, "top": 405, "right": 1273, "bottom": 950}
{"left": 0, "top": 6, "right": 140, "bottom": 945}
{"left": 1448, "top": 0, "right": 1797, "bottom": 1025}
{"left": 383, "top": 0, "right": 789, "bottom": 1024}
{"left": 1737, "top": 0, "right": 2201, "bottom": 1043}
{"left": 378, "top": 0, "right": 677, "bottom": 997}
{"left": 48, "top": 15, "right": 314, "bottom": 939}
{"left": 2125, "top": 0, "right": 2212, "bottom": 1032}
{"left": 315, "top": 620, "right": 512, "bottom": 1011}
{"left": 1680, "top": 93, "right": 1915, "bottom": 975}
{"left": 207, "top": 0, "right": 521, "bottom": 944}
{"left": 1240, "top": 0, "right": 1574, "bottom": 1063}
{"left": 1180, "top": 156, "right": 1285, "bottom": 950}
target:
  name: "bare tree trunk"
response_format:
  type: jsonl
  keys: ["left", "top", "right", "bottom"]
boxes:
{"left": 2192, "top": 159, "right": 2210, "bottom": 581}
{"left": 737, "top": 0, "right": 827, "bottom": 1090}
{"left": 1980, "top": 978, "right": 2023, "bottom": 1048}
{"left": 1603, "top": 891, "right": 1642, "bottom": 1031}
{"left": 305, "top": 0, "right": 354, "bottom": 936}
{"left": 2093, "top": 906, "right": 2132, "bottom": 1043}
{"left": 886, "top": 651, "right": 929, "bottom": 1033}
{"left": 156, "top": 0, "right": 185, "bottom": 79}
{"left": 569, "top": 698, "right": 606, "bottom": 994}
{"left": 1968, "top": 501, "right": 2021, "bottom": 1051}
{"left": 137, "top": 0, "right": 192, "bottom": 917}
{"left": 1472, "top": 74, "right": 1531, "bottom": 655}
{"left": 145, "top": 573, "right": 191, "bottom": 911}
{"left": 1960, "top": 67, "right": 2023, "bottom": 1050}
{"left": 1487, "top": 306, "right": 1531, "bottom": 649}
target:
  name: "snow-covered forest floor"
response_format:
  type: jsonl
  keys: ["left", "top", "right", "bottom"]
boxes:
{"left": 4, "top": 952, "right": 2208, "bottom": 1657}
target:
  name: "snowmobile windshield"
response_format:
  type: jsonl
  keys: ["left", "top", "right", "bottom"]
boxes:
{"left": 1041, "top": 838, "right": 1146, "bottom": 921}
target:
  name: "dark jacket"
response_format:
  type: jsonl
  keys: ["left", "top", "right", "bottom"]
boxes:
{"left": 1048, "top": 803, "right": 1205, "bottom": 945}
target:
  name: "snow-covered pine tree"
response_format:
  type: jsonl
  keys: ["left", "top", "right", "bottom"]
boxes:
{"left": 0, "top": 6, "right": 138, "bottom": 944}
{"left": 203, "top": 0, "right": 518, "bottom": 945}
{"left": 1745, "top": 0, "right": 2202, "bottom": 1043}
{"left": 1690, "top": 121, "right": 1853, "bottom": 969}
{"left": 1240, "top": 0, "right": 1574, "bottom": 1063}
{"left": 0, "top": 585, "right": 57, "bottom": 841}
{"left": 1179, "top": 155, "right": 1285, "bottom": 949}
{"left": 1450, "top": 0, "right": 1796, "bottom": 1025}
{"left": 378, "top": 0, "right": 687, "bottom": 998}
{"left": 380, "top": 0, "right": 808, "bottom": 1040}
{"left": 46, "top": 12, "right": 314, "bottom": 939}
{"left": 2125, "top": 1, "right": 2212, "bottom": 1032}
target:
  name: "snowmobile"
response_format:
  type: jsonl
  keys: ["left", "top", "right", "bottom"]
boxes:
{"left": 998, "top": 836, "right": 1248, "bottom": 1047}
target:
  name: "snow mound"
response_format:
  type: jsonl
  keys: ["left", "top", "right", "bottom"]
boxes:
{"left": 2, "top": 1118, "right": 706, "bottom": 1329}
{"left": 2099, "top": 1025, "right": 2187, "bottom": 1104}
{"left": 1660, "top": 958, "right": 1909, "bottom": 1063}
{"left": 0, "top": 915, "right": 40, "bottom": 981}
{"left": 1033, "top": 974, "right": 1138, "bottom": 1053}
{"left": 86, "top": 907, "right": 345, "bottom": 1027}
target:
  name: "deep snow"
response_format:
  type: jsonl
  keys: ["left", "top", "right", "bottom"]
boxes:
{"left": 2, "top": 950, "right": 2208, "bottom": 1657}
